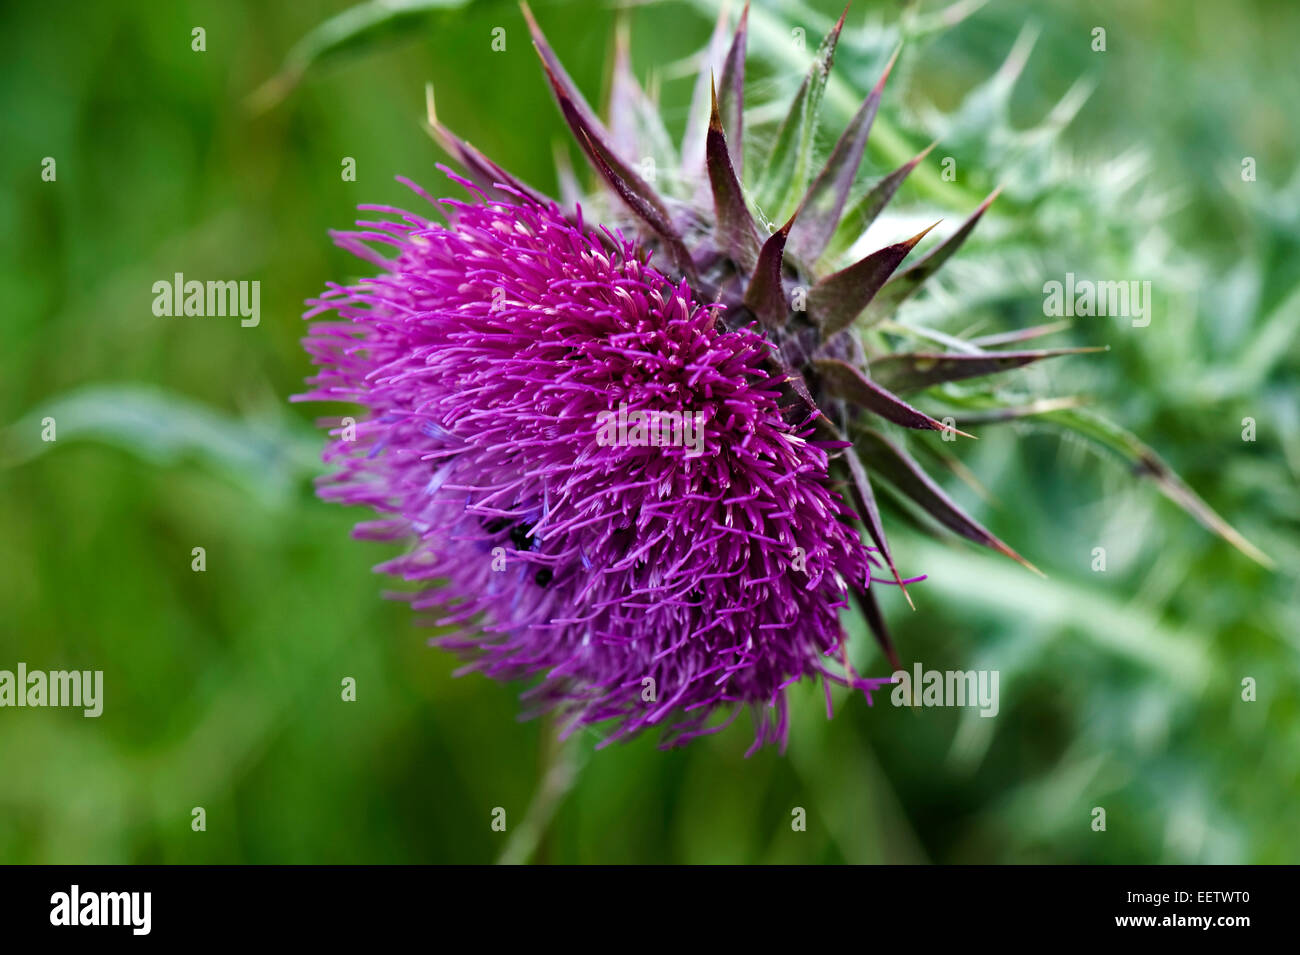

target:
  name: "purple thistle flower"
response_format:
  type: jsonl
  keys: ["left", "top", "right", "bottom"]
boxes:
{"left": 299, "top": 174, "right": 892, "bottom": 751}
{"left": 294, "top": 3, "right": 1005, "bottom": 752}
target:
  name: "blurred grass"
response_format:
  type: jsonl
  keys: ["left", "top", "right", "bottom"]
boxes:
{"left": 0, "top": 0, "right": 1296, "bottom": 863}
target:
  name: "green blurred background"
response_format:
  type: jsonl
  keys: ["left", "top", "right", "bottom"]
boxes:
{"left": 1, "top": 0, "right": 1296, "bottom": 863}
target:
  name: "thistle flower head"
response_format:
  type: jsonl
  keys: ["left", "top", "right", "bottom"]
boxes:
{"left": 298, "top": 2, "right": 1095, "bottom": 750}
